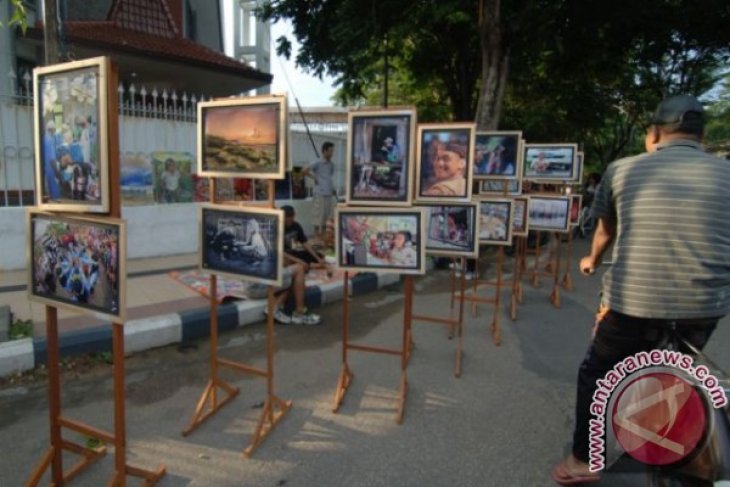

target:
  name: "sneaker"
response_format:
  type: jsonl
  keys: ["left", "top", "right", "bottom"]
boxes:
{"left": 291, "top": 309, "right": 321, "bottom": 326}
{"left": 264, "top": 306, "right": 292, "bottom": 324}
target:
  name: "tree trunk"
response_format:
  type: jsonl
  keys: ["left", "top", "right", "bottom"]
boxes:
{"left": 475, "top": 0, "right": 509, "bottom": 131}
{"left": 43, "top": 0, "right": 61, "bottom": 64}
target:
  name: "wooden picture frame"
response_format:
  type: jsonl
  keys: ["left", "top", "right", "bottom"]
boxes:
{"left": 512, "top": 196, "right": 530, "bottom": 237}
{"left": 523, "top": 143, "right": 578, "bottom": 182}
{"left": 34, "top": 57, "right": 111, "bottom": 213}
{"left": 574, "top": 151, "right": 585, "bottom": 184}
{"left": 199, "top": 204, "right": 284, "bottom": 286}
{"left": 335, "top": 206, "right": 426, "bottom": 275}
{"left": 473, "top": 131, "right": 523, "bottom": 180}
{"left": 476, "top": 198, "right": 513, "bottom": 246}
{"left": 198, "top": 94, "right": 288, "bottom": 179}
{"left": 420, "top": 203, "right": 479, "bottom": 257}
{"left": 527, "top": 195, "right": 571, "bottom": 232}
{"left": 27, "top": 209, "right": 126, "bottom": 322}
{"left": 479, "top": 178, "right": 523, "bottom": 196}
{"left": 415, "top": 123, "right": 475, "bottom": 203}
{"left": 569, "top": 194, "right": 583, "bottom": 227}
{"left": 346, "top": 108, "right": 416, "bottom": 206}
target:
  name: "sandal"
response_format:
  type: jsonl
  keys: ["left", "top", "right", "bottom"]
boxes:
{"left": 551, "top": 461, "right": 600, "bottom": 486}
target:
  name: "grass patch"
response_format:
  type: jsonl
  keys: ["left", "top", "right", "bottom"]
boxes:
{"left": 9, "top": 318, "right": 33, "bottom": 340}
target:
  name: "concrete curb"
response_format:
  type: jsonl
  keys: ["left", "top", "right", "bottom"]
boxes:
{"left": 0, "top": 272, "right": 395, "bottom": 377}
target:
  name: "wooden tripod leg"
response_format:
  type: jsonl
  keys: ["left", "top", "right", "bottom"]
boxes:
{"left": 182, "top": 379, "right": 239, "bottom": 436}
{"left": 332, "top": 363, "right": 354, "bottom": 413}
{"left": 395, "top": 369, "right": 409, "bottom": 425}
{"left": 531, "top": 232, "right": 541, "bottom": 287}
{"left": 182, "top": 275, "right": 239, "bottom": 436}
{"left": 62, "top": 440, "right": 107, "bottom": 484}
{"left": 24, "top": 447, "right": 54, "bottom": 487}
{"left": 333, "top": 272, "right": 353, "bottom": 413}
{"left": 243, "top": 287, "right": 292, "bottom": 458}
{"left": 491, "top": 248, "right": 504, "bottom": 346}
{"left": 454, "top": 258, "right": 466, "bottom": 378}
{"left": 109, "top": 323, "right": 166, "bottom": 487}
{"left": 243, "top": 395, "right": 293, "bottom": 458}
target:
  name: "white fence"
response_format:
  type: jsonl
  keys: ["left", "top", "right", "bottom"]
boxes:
{"left": 0, "top": 82, "right": 346, "bottom": 270}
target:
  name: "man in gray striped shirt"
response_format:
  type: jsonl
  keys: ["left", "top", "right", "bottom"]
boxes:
{"left": 553, "top": 95, "right": 730, "bottom": 485}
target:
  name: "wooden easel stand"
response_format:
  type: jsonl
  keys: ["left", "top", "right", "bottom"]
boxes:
{"left": 453, "top": 247, "right": 509, "bottom": 345}
{"left": 333, "top": 272, "right": 411, "bottom": 424}
{"left": 27, "top": 59, "right": 165, "bottom": 487}
{"left": 410, "top": 256, "right": 467, "bottom": 377}
{"left": 561, "top": 227, "right": 574, "bottom": 291}
{"left": 183, "top": 179, "right": 291, "bottom": 457}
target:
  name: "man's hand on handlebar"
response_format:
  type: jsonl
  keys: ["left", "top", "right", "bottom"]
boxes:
{"left": 579, "top": 256, "right": 600, "bottom": 276}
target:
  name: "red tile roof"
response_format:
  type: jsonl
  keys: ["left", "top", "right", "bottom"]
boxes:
{"left": 58, "top": 22, "right": 269, "bottom": 80}
{"left": 108, "top": 0, "right": 179, "bottom": 38}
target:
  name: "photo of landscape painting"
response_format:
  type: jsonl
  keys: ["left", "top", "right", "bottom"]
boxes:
{"left": 202, "top": 103, "right": 279, "bottom": 175}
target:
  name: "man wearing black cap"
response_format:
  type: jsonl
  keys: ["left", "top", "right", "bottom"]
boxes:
{"left": 553, "top": 95, "right": 730, "bottom": 485}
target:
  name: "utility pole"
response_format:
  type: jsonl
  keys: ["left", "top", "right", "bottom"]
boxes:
{"left": 43, "top": 0, "right": 62, "bottom": 64}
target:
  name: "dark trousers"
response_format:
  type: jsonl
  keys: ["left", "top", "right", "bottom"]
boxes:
{"left": 572, "top": 310, "right": 719, "bottom": 462}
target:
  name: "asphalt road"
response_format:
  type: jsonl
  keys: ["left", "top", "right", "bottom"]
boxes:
{"left": 1, "top": 239, "right": 729, "bottom": 486}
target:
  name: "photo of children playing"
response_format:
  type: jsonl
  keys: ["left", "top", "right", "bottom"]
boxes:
{"left": 339, "top": 212, "right": 422, "bottom": 271}
{"left": 31, "top": 215, "right": 121, "bottom": 316}
{"left": 39, "top": 67, "right": 102, "bottom": 205}
{"left": 350, "top": 115, "right": 411, "bottom": 202}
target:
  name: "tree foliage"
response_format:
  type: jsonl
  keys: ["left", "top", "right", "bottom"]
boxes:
{"left": 1, "top": 0, "right": 28, "bottom": 32}
{"left": 260, "top": 0, "right": 730, "bottom": 169}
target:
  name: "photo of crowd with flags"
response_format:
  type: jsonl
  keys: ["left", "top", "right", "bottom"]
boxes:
{"left": 31, "top": 215, "right": 121, "bottom": 316}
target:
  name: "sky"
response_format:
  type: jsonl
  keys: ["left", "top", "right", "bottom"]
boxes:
{"left": 221, "top": 4, "right": 337, "bottom": 107}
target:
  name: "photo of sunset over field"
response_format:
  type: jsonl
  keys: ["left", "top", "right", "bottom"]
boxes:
{"left": 201, "top": 102, "right": 280, "bottom": 175}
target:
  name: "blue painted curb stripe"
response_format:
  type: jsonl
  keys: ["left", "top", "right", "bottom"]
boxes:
{"left": 180, "top": 302, "right": 239, "bottom": 342}
{"left": 26, "top": 274, "right": 395, "bottom": 365}
{"left": 350, "top": 273, "right": 378, "bottom": 296}
{"left": 33, "top": 325, "right": 112, "bottom": 365}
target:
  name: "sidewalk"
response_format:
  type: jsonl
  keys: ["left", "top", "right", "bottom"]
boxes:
{"left": 0, "top": 253, "right": 400, "bottom": 376}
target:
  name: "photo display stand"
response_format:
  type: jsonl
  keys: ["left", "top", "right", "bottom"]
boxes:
{"left": 182, "top": 178, "right": 291, "bottom": 457}
{"left": 26, "top": 59, "right": 166, "bottom": 487}
{"left": 409, "top": 255, "right": 467, "bottom": 377}
{"left": 333, "top": 270, "right": 413, "bottom": 423}
{"left": 455, "top": 182, "right": 517, "bottom": 346}
{"left": 527, "top": 184, "right": 562, "bottom": 309}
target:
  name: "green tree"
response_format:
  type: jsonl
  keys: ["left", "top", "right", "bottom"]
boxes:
{"left": 2, "top": 0, "right": 28, "bottom": 32}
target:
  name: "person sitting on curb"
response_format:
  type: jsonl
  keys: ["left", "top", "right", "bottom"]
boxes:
{"left": 281, "top": 205, "right": 332, "bottom": 276}
{"left": 248, "top": 263, "right": 321, "bottom": 326}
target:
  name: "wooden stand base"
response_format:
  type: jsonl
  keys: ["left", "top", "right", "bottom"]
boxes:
{"left": 182, "top": 378, "right": 240, "bottom": 436}
{"left": 332, "top": 273, "right": 411, "bottom": 423}
{"left": 183, "top": 278, "right": 290, "bottom": 457}
{"left": 244, "top": 395, "right": 293, "bottom": 458}
{"left": 26, "top": 442, "right": 106, "bottom": 487}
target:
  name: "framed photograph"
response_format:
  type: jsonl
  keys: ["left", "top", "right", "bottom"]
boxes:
{"left": 346, "top": 108, "right": 416, "bottom": 206}
{"left": 336, "top": 207, "right": 426, "bottom": 275}
{"left": 421, "top": 204, "right": 479, "bottom": 257}
{"left": 28, "top": 210, "right": 126, "bottom": 321}
{"left": 473, "top": 131, "right": 522, "bottom": 180}
{"left": 527, "top": 195, "right": 571, "bottom": 232}
{"left": 512, "top": 197, "right": 529, "bottom": 237}
{"left": 523, "top": 143, "right": 578, "bottom": 181}
{"left": 198, "top": 94, "right": 287, "bottom": 179}
{"left": 34, "top": 57, "right": 111, "bottom": 213}
{"left": 415, "top": 123, "right": 475, "bottom": 203}
{"left": 199, "top": 205, "right": 284, "bottom": 286}
{"left": 477, "top": 198, "right": 513, "bottom": 246}
{"left": 569, "top": 194, "right": 583, "bottom": 227}
{"left": 574, "top": 151, "right": 585, "bottom": 183}
{"left": 479, "top": 178, "right": 522, "bottom": 196}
